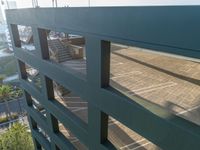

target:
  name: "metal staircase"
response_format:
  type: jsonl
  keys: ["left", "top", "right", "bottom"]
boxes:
{"left": 48, "top": 39, "right": 72, "bottom": 63}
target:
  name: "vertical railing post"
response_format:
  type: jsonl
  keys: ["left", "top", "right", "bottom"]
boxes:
{"left": 32, "top": 27, "right": 50, "bottom": 59}
{"left": 86, "top": 36, "right": 110, "bottom": 149}
{"left": 8, "top": 24, "right": 21, "bottom": 48}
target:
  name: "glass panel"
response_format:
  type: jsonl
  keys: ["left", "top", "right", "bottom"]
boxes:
{"left": 110, "top": 43, "right": 200, "bottom": 125}
{"left": 17, "top": 25, "right": 36, "bottom": 52}
{"left": 58, "top": 121, "right": 88, "bottom": 150}
{"left": 37, "top": 125, "right": 51, "bottom": 142}
{"left": 25, "top": 64, "right": 41, "bottom": 90}
{"left": 108, "top": 116, "right": 161, "bottom": 150}
{"left": 53, "top": 80, "right": 88, "bottom": 123}
{"left": 47, "top": 31, "right": 86, "bottom": 76}
{"left": 31, "top": 96, "right": 46, "bottom": 117}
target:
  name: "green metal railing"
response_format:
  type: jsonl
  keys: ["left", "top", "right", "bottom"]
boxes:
{"left": 6, "top": 6, "right": 200, "bottom": 150}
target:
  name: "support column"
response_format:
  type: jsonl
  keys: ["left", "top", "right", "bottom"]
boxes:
{"left": 33, "top": 27, "right": 59, "bottom": 150}
{"left": 86, "top": 36, "right": 110, "bottom": 150}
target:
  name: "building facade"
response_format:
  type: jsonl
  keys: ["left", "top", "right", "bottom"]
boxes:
{"left": 6, "top": 7, "right": 200, "bottom": 150}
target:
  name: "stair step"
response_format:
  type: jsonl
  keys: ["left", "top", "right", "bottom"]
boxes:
{"left": 59, "top": 52, "right": 70, "bottom": 54}
{"left": 58, "top": 51, "right": 70, "bottom": 54}
{"left": 58, "top": 55, "right": 72, "bottom": 58}
{"left": 58, "top": 55, "right": 71, "bottom": 59}
{"left": 58, "top": 49, "right": 68, "bottom": 52}
{"left": 58, "top": 53, "right": 71, "bottom": 57}
{"left": 58, "top": 56, "right": 72, "bottom": 60}
{"left": 58, "top": 59, "right": 72, "bottom": 63}
{"left": 58, "top": 54, "right": 71, "bottom": 57}
{"left": 59, "top": 56, "right": 71, "bottom": 59}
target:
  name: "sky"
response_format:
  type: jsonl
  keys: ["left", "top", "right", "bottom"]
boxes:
{"left": 12, "top": 0, "right": 200, "bottom": 8}
{"left": 1, "top": 0, "right": 200, "bottom": 21}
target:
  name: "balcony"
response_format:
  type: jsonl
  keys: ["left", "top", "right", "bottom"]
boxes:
{"left": 6, "top": 7, "right": 200, "bottom": 150}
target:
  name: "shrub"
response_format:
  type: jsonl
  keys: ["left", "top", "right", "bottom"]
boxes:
{"left": 0, "top": 117, "right": 8, "bottom": 124}
{"left": 0, "top": 114, "right": 19, "bottom": 124}
{"left": 0, "top": 123, "right": 34, "bottom": 150}
{"left": 0, "top": 85, "right": 23, "bottom": 103}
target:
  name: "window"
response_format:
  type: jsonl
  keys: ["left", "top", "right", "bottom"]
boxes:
{"left": 108, "top": 116, "right": 161, "bottom": 150}
{"left": 46, "top": 30, "right": 86, "bottom": 77}
{"left": 24, "top": 63, "right": 41, "bottom": 90}
{"left": 17, "top": 25, "right": 36, "bottom": 51}
{"left": 52, "top": 80, "right": 88, "bottom": 123}
{"left": 110, "top": 43, "right": 200, "bottom": 125}
{"left": 58, "top": 121, "right": 88, "bottom": 149}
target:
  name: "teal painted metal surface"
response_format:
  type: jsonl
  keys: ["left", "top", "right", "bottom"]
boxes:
{"left": 6, "top": 7, "right": 200, "bottom": 59}
{"left": 6, "top": 7, "right": 200, "bottom": 150}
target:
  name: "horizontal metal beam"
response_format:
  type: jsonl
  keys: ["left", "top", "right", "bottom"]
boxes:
{"left": 6, "top": 7, "right": 200, "bottom": 59}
